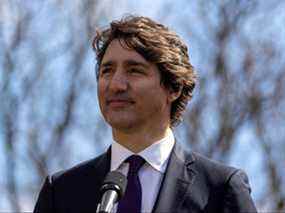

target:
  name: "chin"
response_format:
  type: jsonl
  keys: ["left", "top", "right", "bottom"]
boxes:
{"left": 110, "top": 123, "right": 135, "bottom": 132}
{"left": 106, "top": 118, "right": 138, "bottom": 131}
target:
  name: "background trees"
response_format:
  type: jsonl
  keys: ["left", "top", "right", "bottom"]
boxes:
{"left": 1, "top": 0, "right": 284, "bottom": 211}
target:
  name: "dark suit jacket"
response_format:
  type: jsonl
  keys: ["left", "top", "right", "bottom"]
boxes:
{"left": 34, "top": 144, "right": 257, "bottom": 213}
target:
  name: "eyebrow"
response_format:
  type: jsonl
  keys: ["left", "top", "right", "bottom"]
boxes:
{"left": 124, "top": 60, "right": 149, "bottom": 68}
{"left": 100, "top": 59, "right": 149, "bottom": 68}
{"left": 101, "top": 61, "right": 114, "bottom": 67}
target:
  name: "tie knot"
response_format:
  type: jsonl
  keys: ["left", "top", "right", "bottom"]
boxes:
{"left": 125, "top": 155, "right": 145, "bottom": 174}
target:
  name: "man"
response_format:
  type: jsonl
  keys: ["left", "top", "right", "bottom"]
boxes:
{"left": 34, "top": 15, "right": 257, "bottom": 213}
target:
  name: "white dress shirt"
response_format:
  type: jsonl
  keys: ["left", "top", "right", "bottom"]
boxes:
{"left": 110, "top": 129, "right": 175, "bottom": 213}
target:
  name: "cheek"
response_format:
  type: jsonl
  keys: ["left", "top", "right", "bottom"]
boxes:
{"left": 139, "top": 85, "right": 168, "bottom": 106}
{"left": 97, "top": 82, "right": 106, "bottom": 108}
{"left": 98, "top": 79, "right": 106, "bottom": 95}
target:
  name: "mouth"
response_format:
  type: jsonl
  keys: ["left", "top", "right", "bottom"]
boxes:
{"left": 107, "top": 99, "right": 135, "bottom": 107}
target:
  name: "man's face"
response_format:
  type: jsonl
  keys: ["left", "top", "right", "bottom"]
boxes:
{"left": 98, "top": 39, "right": 172, "bottom": 132}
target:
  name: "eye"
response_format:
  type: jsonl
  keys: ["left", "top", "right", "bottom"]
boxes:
{"left": 100, "top": 67, "right": 112, "bottom": 76}
{"left": 128, "top": 67, "right": 145, "bottom": 75}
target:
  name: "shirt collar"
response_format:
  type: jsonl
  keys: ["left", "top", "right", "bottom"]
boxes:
{"left": 111, "top": 129, "right": 175, "bottom": 173}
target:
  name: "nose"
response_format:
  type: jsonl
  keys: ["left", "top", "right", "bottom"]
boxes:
{"left": 108, "top": 70, "right": 128, "bottom": 92}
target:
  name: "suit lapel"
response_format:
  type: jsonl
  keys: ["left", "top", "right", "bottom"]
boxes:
{"left": 152, "top": 144, "right": 197, "bottom": 213}
{"left": 92, "top": 147, "right": 111, "bottom": 184}
{"left": 84, "top": 147, "right": 111, "bottom": 210}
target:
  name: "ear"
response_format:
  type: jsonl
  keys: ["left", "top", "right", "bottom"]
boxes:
{"left": 167, "top": 86, "right": 182, "bottom": 103}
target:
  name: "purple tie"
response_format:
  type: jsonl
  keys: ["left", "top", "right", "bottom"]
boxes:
{"left": 117, "top": 155, "right": 145, "bottom": 213}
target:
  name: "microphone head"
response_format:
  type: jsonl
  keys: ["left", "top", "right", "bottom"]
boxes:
{"left": 100, "top": 171, "right": 127, "bottom": 200}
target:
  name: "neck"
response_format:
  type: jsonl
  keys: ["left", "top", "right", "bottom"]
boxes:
{"left": 112, "top": 125, "right": 172, "bottom": 153}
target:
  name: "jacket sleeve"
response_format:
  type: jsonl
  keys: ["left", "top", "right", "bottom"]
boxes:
{"left": 33, "top": 176, "right": 55, "bottom": 213}
{"left": 223, "top": 169, "right": 257, "bottom": 213}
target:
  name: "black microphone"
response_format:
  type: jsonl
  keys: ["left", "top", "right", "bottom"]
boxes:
{"left": 96, "top": 171, "right": 127, "bottom": 213}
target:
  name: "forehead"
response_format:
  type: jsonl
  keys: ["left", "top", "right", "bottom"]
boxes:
{"left": 101, "top": 39, "right": 149, "bottom": 65}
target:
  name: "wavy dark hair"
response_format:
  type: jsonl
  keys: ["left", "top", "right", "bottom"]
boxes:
{"left": 92, "top": 15, "right": 197, "bottom": 126}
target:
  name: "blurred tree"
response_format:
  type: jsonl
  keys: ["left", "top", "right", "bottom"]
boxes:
{"left": 172, "top": 0, "right": 285, "bottom": 211}
{"left": 0, "top": 0, "right": 109, "bottom": 211}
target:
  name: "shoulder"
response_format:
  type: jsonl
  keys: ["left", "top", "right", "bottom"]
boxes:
{"left": 34, "top": 151, "right": 111, "bottom": 212}
{"left": 190, "top": 152, "right": 239, "bottom": 185}
{"left": 174, "top": 144, "right": 240, "bottom": 186}
{"left": 189, "top": 152, "right": 256, "bottom": 211}
{"left": 48, "top": 150, "right": 110, "bottom": 185}
{"left": 187, "top": 151, "right": 253, "bottom": 195}
{"left": 177, "top": 146, "right": 251, "bottom": 190}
